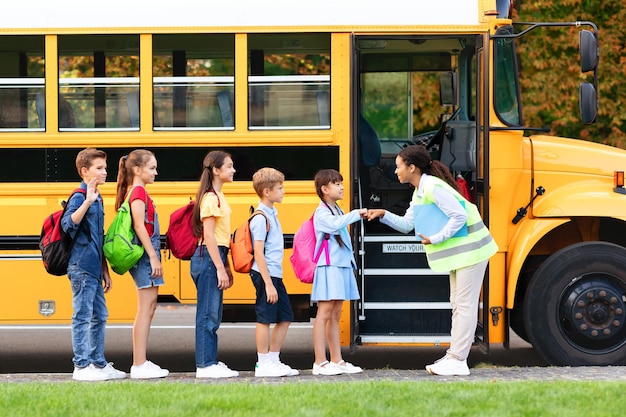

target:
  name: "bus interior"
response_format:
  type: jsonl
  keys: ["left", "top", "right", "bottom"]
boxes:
{"left": 353, "top": 34, "right": 482, "bottom": 345}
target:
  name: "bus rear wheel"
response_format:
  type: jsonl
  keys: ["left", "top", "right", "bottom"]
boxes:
{"left": 523, "top": 242, "right": 626, "bottom": 366}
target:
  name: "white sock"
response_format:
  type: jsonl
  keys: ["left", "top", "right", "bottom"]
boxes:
{"left": 257, "top": 352, "right": 270, "bottom": 364}
{"left": 268, "top": 351, "right": 280, "bottom": 363}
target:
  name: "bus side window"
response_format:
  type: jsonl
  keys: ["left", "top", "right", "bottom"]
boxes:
{"left": 127, "top": 91, "right": 140, "bottom": 128}
{"left": 36, "top": 92, "right": 45, "bottom": 128}
{"left": 316, "top": 90, "right": 330, "bottom": 126}
{"left": 217, "top": 90, "right": 234, "bottom": 128}
{"left": 35, "top": 93, "right": 76, "bottom": 129}
{"left": 58, "top": 96, "right": 76, "bottom": 129}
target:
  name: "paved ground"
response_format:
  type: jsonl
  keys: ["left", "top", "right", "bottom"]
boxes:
{"left": 3, "top": 305, "right": 625, "bottom": 383}
{"left": 3, "top": 366, "right": 626, "bottom": 384}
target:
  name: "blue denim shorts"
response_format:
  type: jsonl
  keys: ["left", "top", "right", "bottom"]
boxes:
{"left": 250, "top": 270, "right": 294, "bottom": 324}
{"left": 129, "top": 252, "right": 164, "bottom": 289}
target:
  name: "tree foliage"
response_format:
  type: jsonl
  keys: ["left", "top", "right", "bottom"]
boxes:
{"left": 515, "top": 0, "right": 626, "bottom": 148}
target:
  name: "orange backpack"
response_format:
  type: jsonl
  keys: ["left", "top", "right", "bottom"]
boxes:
{"left": 230, "top": 209, "right": 270, "bottom": 273}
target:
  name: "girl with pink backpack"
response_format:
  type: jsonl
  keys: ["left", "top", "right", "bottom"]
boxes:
{"left": 309, "top": 169, "right": 367, "bottom": 376}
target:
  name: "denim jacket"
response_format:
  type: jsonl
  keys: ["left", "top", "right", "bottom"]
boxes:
{"left": 61, "top": 182, "right": 105, "bottom": 278}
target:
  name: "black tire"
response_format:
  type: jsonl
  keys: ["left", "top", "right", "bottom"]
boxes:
{"left": 509, "top": 307, "right": 530, "bottom": 343}
{"left": 523, "top": 242, "right": 626, "bottom": 366}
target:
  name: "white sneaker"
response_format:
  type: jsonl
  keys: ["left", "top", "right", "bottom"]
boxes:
{"left": 130, "top": 360, "right": 169, "bottom": 379}
{"left": 196, "top": 362, "right": 239, "bottom": 379}
{"left": 73, "top": 364, "right": 110, "bottom": 382}
{"left": 276, "top": 361, "right": 299, "bottom": 376}
{"left": 330, "top": 360, "right": 363, "bottom": 374}
{"left": 255, "top": 361, "right": 290, "bottom": 377}
{"left": 426, "top": 357, "right": 470, "bottom": 376}
{"left": 312, "top": 361, "right": 343, "bottom": 376}
{"left": 101, "top": 362, "right": 126, "bottom": 380}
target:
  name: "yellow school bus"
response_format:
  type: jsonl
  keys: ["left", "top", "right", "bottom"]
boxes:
{"left": 0, "top": 0, "right": 623, "bottom": 366}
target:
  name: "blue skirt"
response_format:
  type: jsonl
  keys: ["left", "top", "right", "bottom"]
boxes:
{"left": 311, "top": 265, "right": 360, "bottom": 302}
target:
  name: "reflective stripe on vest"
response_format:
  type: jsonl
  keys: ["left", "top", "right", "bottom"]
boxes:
{"left": 415, "top": 176, "right": 498, "bottom": 272}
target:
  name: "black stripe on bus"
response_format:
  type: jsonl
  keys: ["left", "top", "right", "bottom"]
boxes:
{"left": 0, "top": 235, "right": 296, "bottom": 251}
{"left": 0, "top": 146, "right": 339, "bottom": 182}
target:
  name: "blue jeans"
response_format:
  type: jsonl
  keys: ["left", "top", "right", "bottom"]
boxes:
{"left": 190, "top": 245, "right": 227, "bottom": 368}
{"left": 68, "top": 265, "right": 108, "bottom": 368}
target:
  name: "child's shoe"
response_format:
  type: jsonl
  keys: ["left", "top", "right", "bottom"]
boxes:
{"left": 255, "top": 361, "right": 290, "bottom": 377}
{"left": 101, "top": 362, "right": 126, "bottom": 380}
{"left": 275, "top": 361, "right": 299, "bottom": 376}
{"left": 330, "top": 360, "right": 363, "bottom": 374}
{"left": 72, "top": 364, "right": 110, "bottom": 381}
{"left": 196, "top": 362, "right": 239, "bottom": 379}
{"left": 130, "top": 360, "right": 169, "bottom": 379}
{"left": 312, "top": 360, "right": 343, "bottom": 376}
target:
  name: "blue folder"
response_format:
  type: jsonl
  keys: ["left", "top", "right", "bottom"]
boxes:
{"left": 414, "top": 202, "right": 468, "bottom": 239}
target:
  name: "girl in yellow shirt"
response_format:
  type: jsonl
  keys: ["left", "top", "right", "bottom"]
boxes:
{"left": 190, "top": 150, "right": 239, "bottom": 379}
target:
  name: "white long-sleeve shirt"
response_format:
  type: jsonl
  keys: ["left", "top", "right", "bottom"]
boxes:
{"left": 380, "top": 174, "right": 467, "bottom": 244}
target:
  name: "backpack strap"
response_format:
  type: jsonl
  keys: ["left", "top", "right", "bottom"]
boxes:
{"left": 127, "top": 185, "right": 152, "bottom": 235}
{"left": 65, "top": 188, "right": 89, "bottom": 244}
{"left": 311, "top": 212, "right": 331, "bottom": 265}
{"left": 250, "top": 210, "right": 270, "bottom": 232}
{"left": 313, "top": 233, "right": 330, "bottom": 265}
{"left": 249, "top": 210, "right": 271, "bottom": 246}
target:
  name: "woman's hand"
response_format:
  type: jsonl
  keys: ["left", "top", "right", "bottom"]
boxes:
{"left": 417, "top": 233, "right": 431, "bottom": 245}
{"left": 366, "top": 209, "right": 386, "bottom": 221}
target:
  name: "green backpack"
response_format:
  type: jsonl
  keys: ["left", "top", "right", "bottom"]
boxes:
{"left": 104, "top": 189, "right": 144, "bottom": 275}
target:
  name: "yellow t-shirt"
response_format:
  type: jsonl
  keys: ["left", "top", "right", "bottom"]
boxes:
{"left": 199, "top": 191, "right": 231, "bottom": 247}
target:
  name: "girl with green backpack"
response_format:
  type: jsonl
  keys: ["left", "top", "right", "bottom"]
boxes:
{"left": 114, "top": 149, "right": 169, "bottom": 380}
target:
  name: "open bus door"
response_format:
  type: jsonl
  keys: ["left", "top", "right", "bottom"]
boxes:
{"left": 474, "top": 33, "right": 490, "bottom": 353}
{"left": 351, "top": 32, "right": 490, "bottom": 351}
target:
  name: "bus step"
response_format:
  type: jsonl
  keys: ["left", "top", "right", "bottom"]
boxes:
{"left": 358, "top": 334, "right": 451, "bottom": 345}
{"left": 358, "top": 308, "right": 451, "bottom": 335}
{"left": 362, "top": 274, "right": 449, "bottom": 302}
{"left": 363, "top": 235, "right": 428, "bottom": 268}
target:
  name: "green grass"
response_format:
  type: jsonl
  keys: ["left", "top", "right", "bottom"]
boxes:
{"left": 2, "top": 380, "right": 625, "bottom": 417}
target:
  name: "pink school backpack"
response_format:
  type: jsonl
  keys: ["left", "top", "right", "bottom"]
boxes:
{"left": 290, "top": 213, "right": 330, "bottom": 284}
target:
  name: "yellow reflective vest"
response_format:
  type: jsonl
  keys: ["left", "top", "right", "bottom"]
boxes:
{"left": 415, "top": 176, "right": 498, "bottom": 272}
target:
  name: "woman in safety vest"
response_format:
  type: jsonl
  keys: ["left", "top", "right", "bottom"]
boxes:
{"left": 367, "top": 145, "right": 497, "bottom": 376}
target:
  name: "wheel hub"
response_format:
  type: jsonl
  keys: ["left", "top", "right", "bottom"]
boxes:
{"left": 560, "top": 275, "right": 626, "bottom": 350}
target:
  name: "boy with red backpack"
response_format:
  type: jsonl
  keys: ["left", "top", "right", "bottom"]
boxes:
{"left": 249, "top": 168, "right": 298, "bottom": 377}
{"left": 61, "top": 148, "right": 126, "bottom": 381}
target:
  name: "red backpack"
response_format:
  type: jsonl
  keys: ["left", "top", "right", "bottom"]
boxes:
{"left": 165, "top": 201, "right": 198, "bottom": 260}
{"left": 230, "top": 209, "right": 270, "bottom": 273}
{"left": 165, "top": 192, "right": 219, "bottom": 260}
{"left": 39, "top": 188, "right": 86, "bottom": 276}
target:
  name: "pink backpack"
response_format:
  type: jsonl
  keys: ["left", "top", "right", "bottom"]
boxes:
{"left": 290, "top": 213, "right": 329, "bottom": 284}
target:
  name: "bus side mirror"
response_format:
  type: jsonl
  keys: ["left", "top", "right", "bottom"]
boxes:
{"left": 580, "top": 30, "right": 598, "bottom": 73}
{"left": 579, "top": 82, "right": 597, "bottom": 124}
{"left": 439, "top": 72, "right": 457, "bottom": 107}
